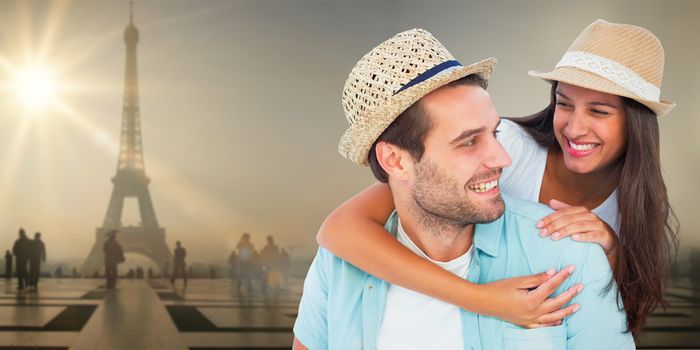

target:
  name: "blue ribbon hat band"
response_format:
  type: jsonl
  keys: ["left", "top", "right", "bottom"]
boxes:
{"left": 394, "top": 60, "right": 462, "bottom": 95}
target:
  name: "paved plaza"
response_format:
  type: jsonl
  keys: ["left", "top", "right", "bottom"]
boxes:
{"left": 0, "top": 278, "right": 302, "bottom": 349}
{"left": 636, "top": 280, "right": 700, "bottom": 349}
{"left": 0, "top": 277, "right": 699, "bottom": 349}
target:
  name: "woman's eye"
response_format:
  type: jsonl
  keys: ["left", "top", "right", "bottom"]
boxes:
{"left": 556, "top": 101, "right": 571, "bottom": 107}
{"left": 591, "top": 109, "right": 610, "bottom": 116}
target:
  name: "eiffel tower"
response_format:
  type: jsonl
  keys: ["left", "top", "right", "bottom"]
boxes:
{"left": 80, "top": 4, "right": 171, "bottom": 276}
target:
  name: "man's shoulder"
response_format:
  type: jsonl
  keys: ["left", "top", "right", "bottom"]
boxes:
{"left": 309, "top": 247, "right": 374, "bottom": 284}
{"left": 502, "top": 194, "right": 553, "bottom": 222}
{"left": 500, "top": 194, "right": 601, "bottom": 263}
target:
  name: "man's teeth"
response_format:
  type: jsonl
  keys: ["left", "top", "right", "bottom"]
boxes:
{"left": 469, "top": 180, "right": 498, "bottom": 193}
{"left": 568, "top": 140, "right": 597, "bottom": 151}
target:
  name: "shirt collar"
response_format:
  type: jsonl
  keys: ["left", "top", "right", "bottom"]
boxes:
{"left": 388, "top": 209, "right": 505, "bottom": 258}
{"left": 473, "top": 212, "right": 505, "bottom": 258}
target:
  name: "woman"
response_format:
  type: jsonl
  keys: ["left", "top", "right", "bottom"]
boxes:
{"left": 317, "top": 19, "right": 678, "bottom": 336}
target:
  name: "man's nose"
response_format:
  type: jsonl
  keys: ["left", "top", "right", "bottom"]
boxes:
{"left": 485, "top": 135, "right": 512, "bottom": 169}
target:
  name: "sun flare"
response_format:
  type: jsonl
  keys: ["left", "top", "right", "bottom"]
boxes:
{"left": 12, "top": 63, "right": 59, "bottom": 113}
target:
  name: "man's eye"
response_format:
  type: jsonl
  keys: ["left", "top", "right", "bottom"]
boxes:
{"left": 463, "top": 139, "right": 476, "bottom": 147}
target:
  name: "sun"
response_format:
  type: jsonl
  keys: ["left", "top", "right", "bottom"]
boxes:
{"left": 12, "top": 63, "right": 60, "bottom": 113}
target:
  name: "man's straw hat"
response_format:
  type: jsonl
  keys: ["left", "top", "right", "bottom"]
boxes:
{"left": 529, "top": 19, "right": 675, "bottom": 117}
{"left": 339, "top": 29, "right": 496, "bottom": 165}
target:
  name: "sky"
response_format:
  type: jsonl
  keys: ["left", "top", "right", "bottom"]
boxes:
{"left": 0, "top": 0, "right": 698, "bottom": 263}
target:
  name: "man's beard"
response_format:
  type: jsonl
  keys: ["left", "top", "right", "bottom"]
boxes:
{"left": 408, "top": 158, "right": 505, "bottom": 233}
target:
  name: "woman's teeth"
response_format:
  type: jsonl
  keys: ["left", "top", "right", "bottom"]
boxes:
{"left": 469, "top": 180, "right": 498, "bottom": 193}
{"left": 568, "top": 140, "right": 597, "bottom": 151}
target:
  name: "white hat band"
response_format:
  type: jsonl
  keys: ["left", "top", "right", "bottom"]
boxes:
{"left": 556, "top": 51, "right": 661, "bottom": 101}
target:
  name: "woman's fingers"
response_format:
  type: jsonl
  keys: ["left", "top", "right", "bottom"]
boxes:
{"left": 548, "top": 199, "right": 571, "bottom": 210}
{"left": 523, "top": 281, "right": 583, "bottom": 328}
{"left": 514, "top": 268, "right": 557, "bottom": 289}
{"left": 529, "top": 265, "right": 576, "bottom": 301}
{"left": 537, "top": 207, "right": 589, "bottom": 235}
{"left": 534, "top": 303, "right": 581, "bottom": 325}
{"left": 549, "top": 220, "right": 601, "bottom": 240}
{"left": 571, "top": 231, "right": 602, "bottom": 242}
{"left": 541, "top": 283, "right": 584, "bottom": 312}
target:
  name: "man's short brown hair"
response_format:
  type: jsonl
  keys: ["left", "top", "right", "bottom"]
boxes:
{"left": 368, "top": 74, "right": 488, "bottom": 182}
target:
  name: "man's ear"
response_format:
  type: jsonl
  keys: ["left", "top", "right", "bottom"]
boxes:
{"left": 375, "top": 141, "right": 413, "bottom": 181}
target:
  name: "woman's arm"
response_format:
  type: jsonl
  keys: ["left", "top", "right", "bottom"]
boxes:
{"left": 317, "top": 183, "right": 582, "bottom": 327}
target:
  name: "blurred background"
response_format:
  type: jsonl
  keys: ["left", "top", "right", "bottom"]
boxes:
{"left": 0, "top": 1, "right": 698, "bottom": 349}
{"left": 0, "top": 0, "right": 697, "bottom": 273}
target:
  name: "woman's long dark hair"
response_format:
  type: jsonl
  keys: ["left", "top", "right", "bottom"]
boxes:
{"left": 509, "top": 82, "right": 679, "bottom": 336}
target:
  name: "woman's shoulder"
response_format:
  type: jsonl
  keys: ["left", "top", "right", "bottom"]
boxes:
{"left": 499, "top": 118, "right": 535, "bottom": 141}
{"left": 498, "top": 118, "right": 543, "bottom": 158}
{"left": 499, "top": 118, "right": 548, "bottom": 199}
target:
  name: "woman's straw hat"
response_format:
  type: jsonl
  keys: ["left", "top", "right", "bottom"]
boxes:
{"left": 339, "top": 29, "right": 496, "bottom": 165}
{"left": 529, "top": 19, "right": 675, "bottom": 116}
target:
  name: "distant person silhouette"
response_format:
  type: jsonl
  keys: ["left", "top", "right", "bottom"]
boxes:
{"left": 228, "top": 250, "right": 238, "bottom": 280}
{"left": 29, "top": 232, "right": 46, "bottom": 291}
{"left": 236, "top": 233, "right": 255, "bottom": 291}
{"left": 279, "top": 248, "right": 290, "bottom": 286}
{"left": 103, "top": 230, "right": 125, "bottom": 290}
{"left": 253, "top": 250, "right": 264, "bottom": 288}
{"left": 260, "top": 235, "right": 281, "bottom": 292}
{"left": 55, "top": 266, "right": 63, "bottom": 279}
{"left": 4, "top": 250, "right": 12, "bottom": 280}
{"left": 171, "top": 241, "right": 187, "bottom": 286}
{"left": 12, "top": 228, "right": 32, "bottom": 291}
{"left": 136, "top": 266, "right": 144, "bottom": 279}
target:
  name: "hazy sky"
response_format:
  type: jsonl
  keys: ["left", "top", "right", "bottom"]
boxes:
{"left": 0, "top": 0, "right": 698, "bottom": 262}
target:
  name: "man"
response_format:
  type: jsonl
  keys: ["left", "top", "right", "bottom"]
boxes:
{"left": 260, "top": 235, "right": 281, "bottom": 291}
{"left": 103, "top": 230, "right": 124, "bottom": 290}
{"left": 12, "top": 228, "right": 32, "bottom": 291}
{"left": 236, "top": 233, "right": 255, "bottom": 291}
{"left": 293, "top": 29, "right": 633, "bottom": 349}
{"left": 28, "top": 232, "right": 46, "bottom": 291}
{"left": 228, "top": 249, "right": 238, "bottom": 281}
{"left": 171, "top": 241, "right": 187, "bottom": 286}
{"left": 4, "top": 250, "right": 12, "bottom": 280}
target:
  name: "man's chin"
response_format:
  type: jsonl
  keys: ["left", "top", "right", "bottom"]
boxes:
{"left": 473, "top": 195, "right": 505, "bottom": 223}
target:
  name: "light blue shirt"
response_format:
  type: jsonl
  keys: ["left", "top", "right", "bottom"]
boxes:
{"left": 294, "top": 194, "right": 635, "bottom": 349}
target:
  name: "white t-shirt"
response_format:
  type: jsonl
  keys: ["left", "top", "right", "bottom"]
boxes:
{"left": 498, "top": 119, "right": 620, "bottom": 233}
{"left": 377, "top": 219, "right": 472, "bottom": 350}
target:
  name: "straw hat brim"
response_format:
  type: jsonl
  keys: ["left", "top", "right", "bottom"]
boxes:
{"left": 339, "top": 57, "right": 497, "bottom": 166}
{"left": 528, "top": 67, "right": 676, "bottom": 117}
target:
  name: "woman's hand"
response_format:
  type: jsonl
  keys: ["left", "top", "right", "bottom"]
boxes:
{"left": 478, "top": 266, "right": 583, "bottom": 328}
{"left": 537, "top": 199, "right": 618, "bottom": 255}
